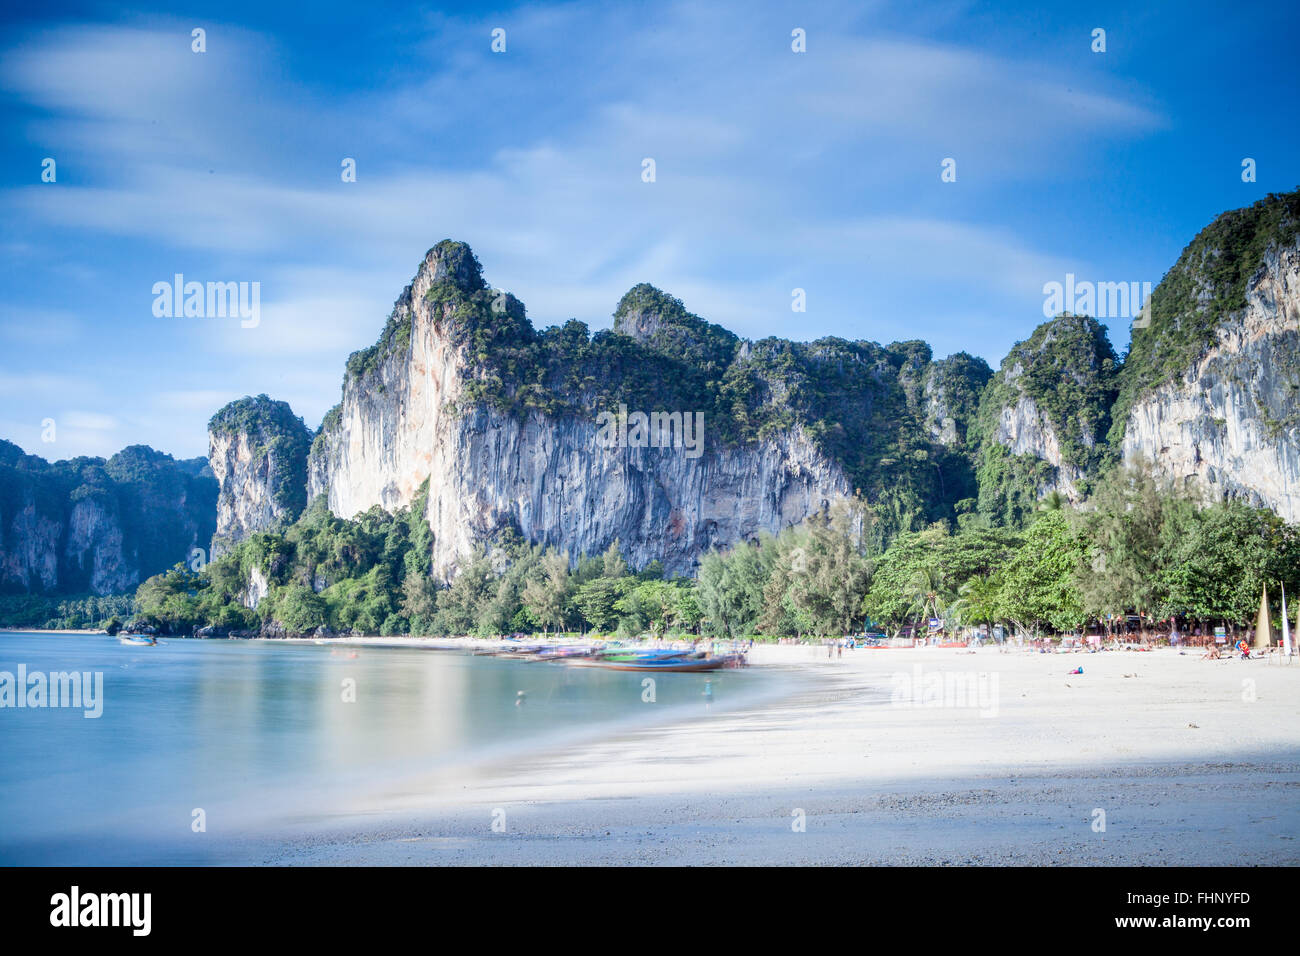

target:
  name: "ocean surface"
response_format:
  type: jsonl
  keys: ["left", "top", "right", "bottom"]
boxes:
{"left": 0, "top": 632, "right": 780, "bottom": 864}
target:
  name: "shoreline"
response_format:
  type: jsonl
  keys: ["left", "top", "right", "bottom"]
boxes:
{"left": 5, "top": 632, "right": 1296, "bottom": 864}
{"left": 253, "top": 645, "right": 1300, "bottom": 865}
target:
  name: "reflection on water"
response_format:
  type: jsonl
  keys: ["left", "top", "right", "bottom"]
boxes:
{"left": 0, "top": 633, "right": 778, "bottom": 863}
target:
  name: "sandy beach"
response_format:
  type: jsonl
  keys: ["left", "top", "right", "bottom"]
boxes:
{"left": 256, "top": 644, "right": 1300, "bottom": 865}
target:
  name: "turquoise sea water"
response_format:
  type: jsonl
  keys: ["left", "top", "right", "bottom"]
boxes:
{"left": 0, "top": 632, "right": 776, "bottom": 864}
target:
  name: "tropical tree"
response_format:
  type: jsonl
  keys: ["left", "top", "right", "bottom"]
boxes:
{"left": 523, "top": 549, "right": 571, "bottom": 633}
{"left": 1072, "top": 463, "right": 1183, "bottom": 623}
{"left": 996, "top": 509, "right": 1087, "bottom": 634}
{"left": 573, "top": 576, "right": 633, "bottom": 633}
{"left": 949, "top": 573, "right": 999, "bottom": 628}
{"left": 1158, "top": 500, "right": 1300, "bottom": 626}
{"left": 401, "top": 569, "right": 439, "bottom": 635}
{"left": 905, "top": 565, "right": 952, "bottom": 629}
{"left": 862, "top": 524, "right": 948, "bottom": 626}
{"left": 791, "top": 499, "right": 875, "bottom": 635}
{"left": 697, "top": 543, "right": 768, "bottom": 637}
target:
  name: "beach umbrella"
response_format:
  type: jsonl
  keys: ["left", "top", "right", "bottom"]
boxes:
{"left": 1284, "top": 583, "right": 1294, "bottom": 657}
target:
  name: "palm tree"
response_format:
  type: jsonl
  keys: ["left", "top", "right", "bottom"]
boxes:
{"left": 949, "top": 574, "right": 1000, "bottom": 631}
{"left": 905, "top": 566, "right": 952, "bottom": 630}
{"left": 1040, "top": 489, "right": 1066, "bottom": 511}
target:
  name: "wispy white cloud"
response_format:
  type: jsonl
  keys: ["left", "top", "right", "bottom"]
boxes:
{"left": 61, "top": 410, "right": 119, "bottom": 431}
{"left": 0, "top": 1, "right": 1167, "bottom": 458}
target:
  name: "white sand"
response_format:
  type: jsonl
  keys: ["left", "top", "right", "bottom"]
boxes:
{"left": 263, "top": 645, "right": 1300, "bottom": 865}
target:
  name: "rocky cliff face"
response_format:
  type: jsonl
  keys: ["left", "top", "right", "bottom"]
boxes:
{"left": 208, "top": 395, "right": 312, "bottom": 556}
{"left": 1118, "top": 195, "right": 1300, "bottom": 518}
{"left": 973, "top": 313, "right": 1117, "bottom": 523}
{"left": 974, "top": 193, "right": 1300, "bottom": 525}
{"left": 307, "top": 244, "right": 857, "bottom": 578}
{"left": 0, "top": 441, "right": 216, "bottom": 595}
{"left": 243, "top": 565, "right": 270, "bottom": 610}
{"left": 992, "top": 392, "right": 1090, "bottom": 500}
{"left": 919, "top": 352, "right": 992, "bottom": 449}
{"left": 0, "top": 498, "right": 61, "bottom": 592}
{"left": 64, "top": 494, "right": 131, "bottom": 594}
{"left": 227, "top": 189, "right": 1300, "bottom": 574}
{"left": 421, "top": 405, "right": 848, "bottom": 579}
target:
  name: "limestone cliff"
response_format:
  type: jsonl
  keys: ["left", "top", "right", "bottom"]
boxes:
{"left": 0, "top": 441, "right": 216, "bottom": 595}
{"left": 230, "top": 190, "right": 1300, "bottom": 573}
{"left": 304, "top": 242, "right": 980, "bottom": 577}
{"left": 307, "top": 245, "right": 864, "bottom": 577}
{"left": 973, "top": 313, "right": 1117, "bottom": 523}
{"left": 918, "top": 351, "right": 993, "bottom": 449}
{"left": 208, "top": 395, "right": 312, "bottom": 556}
{"left": 1116, "top": 191, "right": 1300, "bottom": 518}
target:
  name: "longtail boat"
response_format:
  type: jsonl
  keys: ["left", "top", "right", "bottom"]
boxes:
{"left": 572, "top": 651, "right": 746, "bottom": 672}
{"left": 593, "top": 653, "right": 745, "bottom": 672}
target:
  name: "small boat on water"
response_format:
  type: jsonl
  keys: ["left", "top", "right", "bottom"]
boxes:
{"left": 566, "top": 646, "right": 746, "bottom": 672}
{"left": 473, "top": 639, "right": 747, "bottom": 671}
{"left": 529, "top": 645, "right": 598, "bottom": 661}
{"left": 596, "top": 648, "right": 703, "bottom": 663}
{"left": 118, "top": 634, "right": 157, "bottom": 646}
{"left": 589, "top": 653, "right": 744, "bottom": 672}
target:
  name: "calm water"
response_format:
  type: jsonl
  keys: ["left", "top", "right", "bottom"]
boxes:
{"left": 0, "top": 632, "right": 779, "bottom": 864}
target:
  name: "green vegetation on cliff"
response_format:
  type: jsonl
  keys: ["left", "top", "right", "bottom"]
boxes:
{"left": 971, "top": 313, "right": 1117, "bottom": 524}
{"left": 924, "top": 352, "right": 993, "bottom": 446}
{"left": 209, "top": 394, "right": 312, "bottom": 522}
{"left": 0, "top": 439, "right": 216, "bottom": 595}
{"left": 137, "top": 480, "right": 435, "bottom": 636}
{"left": 311, "top": 243, "right": 993, "bottom": 540}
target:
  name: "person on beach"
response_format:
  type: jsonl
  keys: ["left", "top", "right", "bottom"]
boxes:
{"left": 1237, "top": 639, "right": 1250, "bottom": 660}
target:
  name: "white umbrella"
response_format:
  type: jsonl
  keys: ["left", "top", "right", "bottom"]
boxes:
{"left": 1284, "top": 583, "right": 1294, "bottom": 657}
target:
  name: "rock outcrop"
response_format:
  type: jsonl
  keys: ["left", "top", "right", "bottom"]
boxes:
{"left": 9, "top": 193, "right": 1300, "bottom": 601}
{"left": 306, "top": 244, "right": 873, "bottom": 578}
{"left": 973, "top": 313, "right": 1118, "bottom": 523}
{"left": 208, "top": 395, "right": 312, "bottom": 555}
{"left": 919, "top": 351, "right": 993, "bottom": 449}
{"left": 0, "top": 441, "right": 216, "bottom": 595}
{"left": 1117, "top": 192, "right": 1300, "bottom": 518}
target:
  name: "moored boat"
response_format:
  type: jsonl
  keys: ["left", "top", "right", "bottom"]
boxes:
{"left": 578, "top": 651, "right": 746, "bottom": 672}
{"left": 530, "top": 645, "right": 598, "bottom": 661}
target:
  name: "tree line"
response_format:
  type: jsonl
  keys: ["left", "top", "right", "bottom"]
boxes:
{"left": 128, "top": 466, "right": 1300, "bottom": 639}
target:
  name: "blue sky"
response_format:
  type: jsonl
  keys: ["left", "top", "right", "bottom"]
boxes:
{"left": 2, "top": 0, "right": 1297, "bottom": 460}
